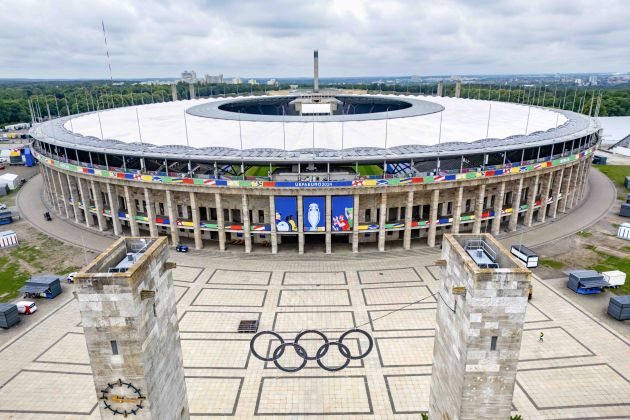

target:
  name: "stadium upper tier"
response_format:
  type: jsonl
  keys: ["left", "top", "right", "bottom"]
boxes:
{"left": 30, "top": 94, "right": 599, "bottom": 163}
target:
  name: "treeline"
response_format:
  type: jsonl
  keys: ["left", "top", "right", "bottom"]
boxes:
{"left": 1, "top": 79, "right": 629, "bottom": 127}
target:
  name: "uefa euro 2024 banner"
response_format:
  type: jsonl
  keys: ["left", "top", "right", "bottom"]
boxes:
{"left": 274, "top": 196, "right": 298, "bottom": 232}
{"left": 303, "top": 196, "right": 326, "bottom": 232}
{"left": 331, "top": 195, "right": 354, "bottom": 231}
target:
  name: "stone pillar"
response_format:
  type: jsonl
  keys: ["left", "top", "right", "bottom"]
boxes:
{"left": 378, "top": 193, "right": 388, "bottom": 252}
{"left": 403, "top": 190, "right": 414, "bottom": 250}
{"left": 325, "top": 194, "right": 332, "bottom": 254}
{"left": 559, "top": 165, "right": 573, "bottom": 213}
{"left": 91, "top": 180, "right": 106, "bottom": 231}
{"left": 106, "top": 183, "right": 122, "bottom": 236}
{"left": 472, "top": 184, "right": 486, "bottom": 234}
{"left": 171, "top": 83, "right": 178, "bottom": 101}
{"left": 427, "top": 189, "right": 440, "bottom": 247}
{"left": 56, "top": 171, "right": 71, "bottom": 219}
{"left": 567, "top": 162, "right": 581, "bottom": 209}
{"left": 215, "top": 193, "right": 226, "bottom": 251}
{"left": 241, "top": 194, "right": 251, "bottom": 253}
{"left": 66, "top": 175, "right": 82, "bottom": 224}
{"left": 269, "top": 195, "right": 277, "bottom": 254}
{"left": 428, "top": 234, "right": 531, "bottom": 420}
{"left": 437, "top": 80, "right": 443, "bottom": 97}
{"left": 124, "top": 185, "right": 140, "bottom": 236}
{"left": 525, "top": 174, "right": 539, "bottom": 227}
{"left": 550, "top": 168, "right": 564, "bottom": 219}
{"left": 352, "top": 194, "right": 360, "bottom": 253}
{"left": 49, "top": 168, "right": 63, "bottom": 213}
{"left": 166, "top": 190, "right": 179, "bottom": 246}
{"left": 579, "top": 160, "right": 591, "bottom": 200}
{"left": 452, "top": 186, "right": 463, "bottom": 234}
{"left": 144, "top": 188, "right": 158, "bottom": 237}
{"left": 189, "top": 83, "right": 195, "bottom": 100}
{"left": 298, "top": 195, "right": 304, "bottom": 254}
{"left": 537, "top": 172, "right": 553, "bottom": 223}
{"left": 509, "top": 178, "right": 524, "bottom": 231}
{"left": 41, "top": 167, "right": 57, "bottom": 211}
{"left": 491, "top": 182, "right": 506, "bottom": 236}
{"left": 77, "top": 177, "right": 94, "bottom": 228}
{"left": 455, "top": 80, "right": 462, "bottom": 98}
{"left": 189, "top": 191, "right": 203, "bottom": 250}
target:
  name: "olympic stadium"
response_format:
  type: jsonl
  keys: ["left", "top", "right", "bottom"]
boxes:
{"left": 29, "top": 84, "right": 601, "bottom": 253}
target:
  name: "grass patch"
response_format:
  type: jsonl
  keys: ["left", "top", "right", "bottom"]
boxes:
{"left": 357, "top": 165, "right": 384, "bottom": 176}
{"left": 595, "top": 164, "right": 630, "bottom": 192}
{"left": 622, "top": 246, "right": 630, "bottom": 253}
{"left": 245, "top": 166, "right": 276, "bottom": 177}
{"left": 0, "top": 256, "right": 30, "bottom": 302}
{"left": 540, "top": 258, "right": 565, "bottom": 269}
{"left": 584, "top": 244, "right": 597, "bottom": 251}
{"left": 9, "top": 244, "right": 44, "bottom": 268}
{"left": 588, "top": 251, "right": 630, "bottom": 295}
{"left": 576, "top": 230, "right": 592, "bottom": 238}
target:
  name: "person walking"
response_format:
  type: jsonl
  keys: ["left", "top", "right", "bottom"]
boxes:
{"left": 538, "top": 332, "right": 544, "bottom": 343}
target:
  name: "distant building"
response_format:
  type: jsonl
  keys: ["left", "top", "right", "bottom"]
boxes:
{"left": 205, "top": 74, "right": 223, "bottom": 84}
{"left": 181, "top": 70, "right": 197, "bottom": 84}
{"left": 248, "top": 79, "right": 259, "bottom": 85}
{"left": 230, "top": 77, "right": 242, "bottom": 85}
{"left": 266, "top": 79, "right": 278, "bottom": 86}
{"left": 574, "top": 78, "right": 583, "bottom": 86}
{"left": 588, "top": 75, "right": 598, "bottom": 86}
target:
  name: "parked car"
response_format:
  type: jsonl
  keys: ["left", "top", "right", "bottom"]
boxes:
{"left": 66, "top": 272, "right": 78, "bottom": 283}
{"left": 0, "top": 203, "right": 6, "bottom": 210}
{"left": 176, "top": 245, "right": 189, "bottom": 253}
{"left": 16, "top": 301, "right": 37, "bottom": 315}
{"left": 0, "top": 165, "right": 5, "bottom": 170}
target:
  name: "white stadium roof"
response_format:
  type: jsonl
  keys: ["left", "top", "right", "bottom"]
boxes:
{"left": 64, "top": 95, "right": 568, "bottom": 152}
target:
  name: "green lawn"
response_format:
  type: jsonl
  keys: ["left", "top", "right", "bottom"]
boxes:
{"left": 588, "top": 250, "right": 630, "bottom": 295}
{"left": 594, "top": 164, "right": 630, "bottom": 192}
{"left": 0, "top": 256, "right": 30, "bottom": 302}
{"left": 540, "top": 258, "right": 565, "bottom": 269}
{"left": 245, "top": 166, "right": 276, "bottom": 177}
{"left": 357, "top": 165, "right": 384, "bottom": 176}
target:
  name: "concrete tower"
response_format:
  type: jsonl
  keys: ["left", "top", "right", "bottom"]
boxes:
{"left": 437, "top": 80, "right": 443, "bottom": 97}
{"left": 75, "top": 237, "right": 189, "bottom": 419}
{"left": 455, "top": 80, "right": 462, "bottom": 98}
{"left": 314, "top": 49, "right": 319, "bottom": 92}
{"left": 171, "top": 83, "right": 178, "bottom": 101}
{"left": 189, "top": 83, "right": 195, "bottom": 100}
{"left": 429, "top": 233, "right": 531, "bottom": 420}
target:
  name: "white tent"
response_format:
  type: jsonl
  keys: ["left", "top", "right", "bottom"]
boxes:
{"left": 0, "top": 173, "right": 21, "bottom": 190}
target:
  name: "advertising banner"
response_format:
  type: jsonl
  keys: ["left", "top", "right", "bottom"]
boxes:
{"left": 331, "top": 195, "right": 354, "bottom": 231}
{"left": 303, "top": 196, "right": 325, "bottom": 231}
{"left": 274, "top": 196, "right": 298, "bottom": 232}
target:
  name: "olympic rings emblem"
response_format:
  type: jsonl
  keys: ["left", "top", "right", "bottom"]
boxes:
{"left": 250, "top": 328, "right": 373, "bottom": 373}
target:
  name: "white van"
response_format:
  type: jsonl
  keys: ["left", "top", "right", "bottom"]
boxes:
{"left": 16, "top": 301, "right": 37, "bottom": 315}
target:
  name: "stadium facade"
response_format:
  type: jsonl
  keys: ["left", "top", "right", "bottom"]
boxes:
{"left": 30, "top": 89, "right": 600, "bottom": 254}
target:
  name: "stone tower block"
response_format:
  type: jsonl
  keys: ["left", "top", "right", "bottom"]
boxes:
{"left": 75, "top": 237, "right": 189, "bottom": 419}
{"left": 429, "top": 233, "right": 531, "bottom": 420}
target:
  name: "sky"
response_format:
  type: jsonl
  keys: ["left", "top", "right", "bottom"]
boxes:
{"left": 0, "top": 0, "right": 628, "bottom": 79}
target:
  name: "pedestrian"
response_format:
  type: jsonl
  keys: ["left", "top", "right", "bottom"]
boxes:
{"left": 538, "top": 332, "right": 544, "bottom": 343}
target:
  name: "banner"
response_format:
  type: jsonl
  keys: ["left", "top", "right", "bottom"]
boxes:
{"left": 303, "top": 196, "right": 325, "bottom": 232}
{"left": 274, "top": 196, "right": 298, "bottom": 232}
{"left": 331, "top": 195, "right": 353, "bottom": 231}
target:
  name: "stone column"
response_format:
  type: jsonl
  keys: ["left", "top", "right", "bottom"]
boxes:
{"left": 298, "top": 195, "right": 304, "bottom": 254}
{"left": 165, "top": 190, "right": 179, "bottom": 246}
{"left": 378, "top": 193, "right": 388, "bottom": 252}
{"left": 525, "top": 174, "right": 539, "bottom": 227}
{"left": 427, "top": 189, "right": 440, "bottom": 247}
{"left": 452, "top": 186, "right": 463, "bottom": 234}
{"left": 403, "top": 190, "right": 414, "bottom": 250}
{"left": 567, "top": 162, "right": 581, "bottom": 209}
{"left": 56, "top": 171, "right": 71, "bottom": 219}
{"left": 455, "top": 80, "right": 461, "bottom": 98}
{"left": 352, "top": 194, "right": 360, "bottom": 253}
{"left": 91, "top": 180, "right": 106, "bottom": 231}
{"left": 269, "top": 195, "right": 277, "bottom": 254}
{"left": 472, "top": 184, "right": 486, "bottom": 234}
{"left": 77, "top": 177, "right": 94, "bottom": 228}
{"left": 437, "top": 80, "right": 443, "bottom": 97}
{"left": 559, "top": 165, "right": 573, "bottom": 213}
{"left": 325, "top": 194, "right": 332, "bottom": 254}
{"left": 215, "top": 193, "right": 226, "bottom": 251}
{"left": 41, "top": 167, "right": 57, "bottom": 211}
{"left": 549, "top": 168, "right": 564, "bottom": 219}
{"left": 189, "top": 191, "right": 203, "bottom": 250}
{"left": 49, "top": 168, "right": 64, "bottom": 213}
{"left": 66, "top": 175, "right": 82, "bottom": 224}
{"left": 579, "top": 160, "right": 591, "bottom": 200}
{"left": 537, "top": 172, "right": 553, "bottom": 223}
{"left": 106, "top": 183, "right": 122, "bottom": 235}
{"left": 124, "top": 185, "right": 140, "bottom": 236}
{"left": 241, "top": 194, "right": 251, "bottom": 253}
{"left": 144, "top": 188, "right": 158, "bottom": 237}
{"left": 508, "top": 178, "right": 524, "bottom": 231}
{"left": 491, "top": 182, "right": 506, "bottom": 236}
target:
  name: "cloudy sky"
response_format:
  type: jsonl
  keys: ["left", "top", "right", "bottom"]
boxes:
{"left": 0, "top": 0, "right": 628, "bottom": 79}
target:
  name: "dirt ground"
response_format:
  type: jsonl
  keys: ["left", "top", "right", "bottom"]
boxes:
{"left": 0, "top": 161, "right": 90, "bottom": 302}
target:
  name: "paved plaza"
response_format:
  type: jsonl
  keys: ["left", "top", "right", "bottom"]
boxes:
{"left": 1, "top": 248, "right": 629, "bottom": 419}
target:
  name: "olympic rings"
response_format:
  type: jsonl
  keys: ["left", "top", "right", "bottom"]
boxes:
{"left": 249, "top": 328, "right": 373, "bottom": 372}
